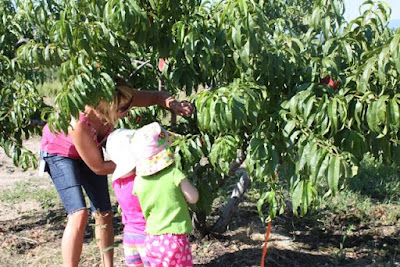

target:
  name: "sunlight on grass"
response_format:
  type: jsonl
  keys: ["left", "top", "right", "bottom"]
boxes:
{"left": 38, "top": 80, "right": 62, "bottom": 106}
{"left": 0, "top": 178, "right": 59, "bottom": 209}
{"left": 347, "top": 153, "right": 400, "bottom": 202}
{"left": 38, "top": 80, "right": 62, "bottom": 96}
{"left": 315, "top": 153, "right": 400, "bottom": 226}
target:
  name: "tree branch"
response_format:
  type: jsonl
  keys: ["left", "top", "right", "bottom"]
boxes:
{"left": 211, "top": 171, "right": 251, "bottom": 233}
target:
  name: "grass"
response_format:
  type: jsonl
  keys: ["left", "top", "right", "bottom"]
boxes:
{"left": 318, "top": 153, "right": 400, "bottom": 226}
{"left": 37, "top": 80, "right": 62, "bottom": 106}
{"left": 277, "top": 153, "right": 400, "bottom": 263}
{"left": 1, "top": 168, "right": 398, "bottom": 266}
{"left": 37, "top": 69, "right": 62, "bottom": 97}
{"left": 0, "top": 176, "right": 123, "bottom": 266}
{"left": 242, "top": 152, "right": 400, "bottom": 264}
{"left": 0, "top": 166, "right": 396, "bottom": 265}
{"left": 273, "top": 152, "right": 400, "bottom": 228}
{"left": 347, "top": 153, "right": 400, "bottom": 202}
{"left": 37, "top": 80, "right": 62, "bottom": 97}
{"left": 0, "top": 176, "right": 119, "bottom": 212}
{"left": 0, "top": 178, "right": 59, "bottom": 209}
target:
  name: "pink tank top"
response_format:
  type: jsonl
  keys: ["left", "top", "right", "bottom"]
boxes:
{"left": 112, "top": 174, "right": 146, "bottom": 233}
{"left": 40, "top": 113, "right": 111, "bottom": 159}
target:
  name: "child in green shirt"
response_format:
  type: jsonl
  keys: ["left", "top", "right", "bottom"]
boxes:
{"left": 131, "top": 122, "right": 198, "bottom": 267}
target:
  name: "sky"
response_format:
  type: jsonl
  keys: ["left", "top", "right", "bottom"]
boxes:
{"left": 344, "top": 0, "right": 400, "bottom": 28}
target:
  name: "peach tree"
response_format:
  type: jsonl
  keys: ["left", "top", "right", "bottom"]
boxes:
{"left": 3, "top": 0, "right": 400, "bottom": 231}
{"left": 0, "top": 0, "right": 48, "bottom": 169}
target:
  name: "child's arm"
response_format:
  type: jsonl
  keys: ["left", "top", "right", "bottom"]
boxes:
{"left": 180, "top": 178, "right": 199, "bottom": 204}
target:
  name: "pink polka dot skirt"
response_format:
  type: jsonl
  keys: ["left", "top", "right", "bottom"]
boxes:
{"left": 145, "top": 233, "right": 193, "bottom": 267}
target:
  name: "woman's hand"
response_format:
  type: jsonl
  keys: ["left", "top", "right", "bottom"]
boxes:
{"left": 167, "top": 99, "right": 194, "bottom": 116}
{"left": 131, "top": 90, "right": 193, "bottom": 116}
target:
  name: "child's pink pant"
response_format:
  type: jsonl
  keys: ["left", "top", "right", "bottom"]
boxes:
{"left": 145, "top": 233, "right": 193, "bottom": 267}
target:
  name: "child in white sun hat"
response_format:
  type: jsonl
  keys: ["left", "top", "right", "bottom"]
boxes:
{"left": 106, "top": 128, "right": 149, "bottom": 267}
{"left": 131, "top": 122, "right": 199, "bottom": 267}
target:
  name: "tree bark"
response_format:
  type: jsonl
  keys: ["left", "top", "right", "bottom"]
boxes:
{"left": 211, "top": 171, "right": 251, "bottom": 233}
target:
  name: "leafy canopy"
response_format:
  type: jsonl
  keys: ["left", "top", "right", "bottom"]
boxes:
{"left": 1, "top": 0, "right": 400, "bottom": 222}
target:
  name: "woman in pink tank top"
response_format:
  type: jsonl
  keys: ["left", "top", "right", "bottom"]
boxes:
{"left": 41, "top": 77, "right": 193, "bottom": 267}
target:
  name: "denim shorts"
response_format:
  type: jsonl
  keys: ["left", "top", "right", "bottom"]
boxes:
{"left": 43, "top": 153, "right": 112, "bottom": 215}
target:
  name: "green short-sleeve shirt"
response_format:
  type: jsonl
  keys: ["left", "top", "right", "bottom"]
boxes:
{"left": 132, "top": 166, "right": 193, "bottom": 235}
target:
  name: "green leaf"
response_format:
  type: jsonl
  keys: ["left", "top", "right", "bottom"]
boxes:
{"left": 377, "top": 47, "right": 389, "bottom": 84}
{"left": 353, "top": 100, "right": 363, "bottom": 129}
{"left": 240, "top": 40, "right": 250, "bottom": 67}
{"left": 366, "top": 101, "right": 378, "bottom": 133}
{"left": 389, "top": 33, "right": 400, "bottom": 54}
{"left": 323, "top": 17, "right": 330, "bottom": 40}
{"left": 327, "top": 98, "right": 338, "bottom": 135}
{"left": 301, "top": 181, "right": 315, "bottom": 215}
{"left": 388, "top": 98, "right": 400, "bottom": 131}
{"left": 317, "top": 153, "right": 330, "bottom": 181}
{"left": 361, "top": 59, "right": 376, "bottom": 86}
{"left": 342, "top": 42, "right": 353, "bottom": 63}
{"left": 44, "top": 45, "right": 51, "bottom": 62}
{"left": 327, "top": 155, "right": 340, "bottom": 196}
{"left": 283, "top": 121, "right": 296, "bottom": 138}
{"left": 292, "top": 179, "right": 303, "bottom": 215}
{"left": 238, "top": 0, "right": 248, "bottom": 15}
{"left": 310, "top": 148, "right": 327, "bottom": 184}
{"left": 232, "top": 23, "right": 241, "bottom": 49}
{"left": 311, "top": 8, "right": 321, "bottom": 28}
{"left": 298, "top": 140, "right": 311, "bottom": 172}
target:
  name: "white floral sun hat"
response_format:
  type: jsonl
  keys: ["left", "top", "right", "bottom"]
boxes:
{"left": 105, "top": 128, "right": 137, "bottom": 181}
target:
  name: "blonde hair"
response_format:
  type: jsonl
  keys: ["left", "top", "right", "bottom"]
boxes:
{"left": 96, "top": 78, "right": 134, "bottom": 125}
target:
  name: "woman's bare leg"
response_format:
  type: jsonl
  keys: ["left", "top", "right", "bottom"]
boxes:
{"left": 94, "top": 211, "right": 114, "bottom": 267}
{"left": 62, "top": 209, "right": 88, "bottom": 267}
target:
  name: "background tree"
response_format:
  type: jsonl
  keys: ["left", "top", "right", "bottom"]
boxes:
{"left": 0, "top": 0, "right": 48, "bottom": 170}
{"left": 2, "top": 0, "right": 400, "bottom": 233}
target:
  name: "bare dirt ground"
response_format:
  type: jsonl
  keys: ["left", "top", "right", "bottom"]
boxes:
{"left": 1, "top": 137, "right": 399, "bottom": 266}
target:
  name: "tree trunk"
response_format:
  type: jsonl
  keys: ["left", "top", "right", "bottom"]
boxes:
{"left": 191, "top": 209, "right": 208, "bottom": 238}
{"left": 211, "top": 171, "right": 251, "bottom": 233}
